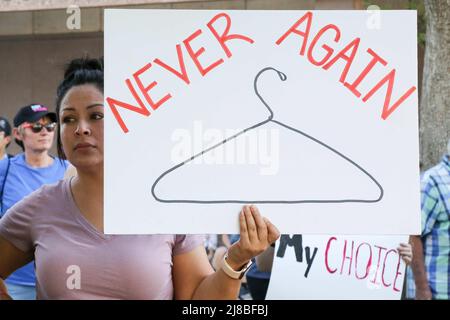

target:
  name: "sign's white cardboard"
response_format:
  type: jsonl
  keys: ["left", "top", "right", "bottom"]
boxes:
{"left": 104, "top": 10, "right": 420, "bottom": 234}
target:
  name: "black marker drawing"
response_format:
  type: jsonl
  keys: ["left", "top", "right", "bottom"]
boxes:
{"left": 151, "top": 67, "right": 384, "bottom": 204}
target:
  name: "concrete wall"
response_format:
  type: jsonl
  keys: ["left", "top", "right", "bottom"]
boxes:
{"left": 0, "top": 34, "right": 103, "bottom": 155}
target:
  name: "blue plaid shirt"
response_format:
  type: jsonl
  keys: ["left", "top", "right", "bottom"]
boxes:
{"left": 406, "top": 155, "right": 450, "bottom": 299}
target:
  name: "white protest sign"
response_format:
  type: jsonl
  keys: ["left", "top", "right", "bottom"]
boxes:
{"left": 266, "top": 235, "right": 408, "bottom": 300}
{"left": 104, "top": 10, "right": 420, "bottom": 234}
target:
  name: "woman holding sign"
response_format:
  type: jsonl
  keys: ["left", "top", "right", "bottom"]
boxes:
{"left": 0, "top": 57, "right": 280, "bottom": 300}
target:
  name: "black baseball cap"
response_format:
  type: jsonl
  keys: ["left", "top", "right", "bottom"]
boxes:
{"left": 13, "top": 104, "right": 57, "bottom": 127}
{"left": 0, "top": 117, "right": 11, "bottom": 136}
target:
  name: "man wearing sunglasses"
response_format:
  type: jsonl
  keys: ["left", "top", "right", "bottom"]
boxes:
{"left": 0, "top": 104, "right": 68, "bottom": 300}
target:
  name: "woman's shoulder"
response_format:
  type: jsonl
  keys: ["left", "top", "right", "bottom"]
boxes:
{"left": 12, "top": 179, "right": 68, "bottom": 212}
{"left": 0, "top": 180, "right": 69, "bottom": 247}
{"left": 33, "top": 178, "right": 67, "bottom": 196}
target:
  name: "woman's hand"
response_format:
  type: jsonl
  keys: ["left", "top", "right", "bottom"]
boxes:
{"left": 226, "top": 205, "right": 280, "bottom": 270}
{"left": 397, "top": 242, "right": 413, "bottom": 265}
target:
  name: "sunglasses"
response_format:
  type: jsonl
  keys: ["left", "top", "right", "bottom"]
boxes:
{"left": 22, "top": 122, "right": 56, "bottom": 133}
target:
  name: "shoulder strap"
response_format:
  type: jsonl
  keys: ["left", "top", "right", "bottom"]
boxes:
{"left": 0, "top": 157, "right": 11, "bottom": 215}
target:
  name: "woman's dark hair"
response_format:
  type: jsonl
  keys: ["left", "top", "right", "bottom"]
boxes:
{"left": 56, "top": 56, "right": 103, "bottom": 160}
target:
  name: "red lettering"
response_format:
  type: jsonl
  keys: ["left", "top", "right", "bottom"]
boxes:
{"left": 106, "top": 79, "right": 150, "bottom": 133}
{"left": 362, "top": 68, "right": 417, "bottom": 120}
{"left": 381, "top": 249, "right": 397, "bottom": 288}
{"left": 184, "top": 29, "right": 224, "bottom": 76}
{"left": 322, "top": 37, "right": 360, "bottom": 83}
{"left": 207, "top": 12, "right": 254, "bottom": 58}
{"left": 370, "top": 245, "right": 387, "bottom": 284}
{"left": 355, "top": 242, "right": 372, "bottom": 280}
{"left": 325, "top": 236, "right": 337, "bottom": 273}
{"left": 133, "top": 63, "right": 172, "bottom": 111}
{"left": 154, "top": 44, "right": 190, "bottom": 85}
{"left": 344, "top": 48, "right": 387, "bottom": 97}
{"left": 109, "top": 12, "right": 255, "bottom": 133}
{"left": 267, "top": 11, "right": 414, "bottom": 121}
{"left": 327, "top": 238, "right": 408, "bottom": 293}
{"left": 276, "top": 11, "right": 313, "bottom": 56}
{"left": 393, "top": 253, "right": 404, "bottom": 292}
{"left": 307, "top": 24, "right": 341, "bottom": 66}
{"left": 340, "top": 240, "right": 354, "bottom": 276}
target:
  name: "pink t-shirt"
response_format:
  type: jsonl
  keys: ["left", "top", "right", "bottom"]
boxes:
{"left": 0, "top": 179, "right": 204, "bottom": 300}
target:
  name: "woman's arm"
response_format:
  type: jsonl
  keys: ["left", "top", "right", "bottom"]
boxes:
{"left": 0, "top": 235, "right": 34, "bottom": 300}
{"left": 173, "top": 205, "right": 280, "bottom": 300}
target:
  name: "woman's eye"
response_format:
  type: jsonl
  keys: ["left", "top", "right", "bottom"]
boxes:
{"left": 62, "top": 116, "right": 76, "bottom": 123}
{"left": 92, "top": 113, "right": 104, "bottom": 120}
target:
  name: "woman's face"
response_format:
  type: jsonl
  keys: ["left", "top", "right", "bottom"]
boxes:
{"left": 59, "top": 84, "right": 104, "bottom": 170}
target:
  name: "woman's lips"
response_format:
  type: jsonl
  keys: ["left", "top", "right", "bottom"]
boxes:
{"left": 74, "top": 142, "right": 95, "bottom": 150}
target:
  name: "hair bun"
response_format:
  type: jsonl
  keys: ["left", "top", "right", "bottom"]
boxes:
{"left": 64, "top": 56, "right": 104, "bottom": 79}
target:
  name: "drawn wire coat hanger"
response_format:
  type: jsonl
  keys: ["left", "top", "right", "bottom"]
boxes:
{"left": 151, "top": 67, "right": 384, "bottom": 204}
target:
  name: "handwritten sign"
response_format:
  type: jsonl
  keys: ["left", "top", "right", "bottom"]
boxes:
{"left": 266, "top": 235, "right": 408, "bottom": 299}
{"left": 104, "top": 10, "right": 420, "bottom": 234}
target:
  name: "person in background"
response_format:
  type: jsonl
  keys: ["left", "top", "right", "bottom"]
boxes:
{"left": 0, "top": 117, "right": 13, "bottom": 214}
{"left": 408, "top": 140, "right": 450, "bottom": 300}
{"left": 204, "top": 234, "right": 219, "bottom": 263}
{"left": 0, "top": 104, "right": 68, "bottom": 299}
{"left": 0, "top": 117, "right": 12, "bottom": 160}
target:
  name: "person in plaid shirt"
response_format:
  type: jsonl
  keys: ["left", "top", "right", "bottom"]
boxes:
{"left": 408, "top": 140, "right": 450, "bottom": 300}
